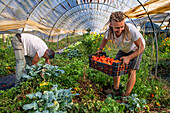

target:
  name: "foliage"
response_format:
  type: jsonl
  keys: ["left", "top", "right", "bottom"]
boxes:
{"left": 159, "top": 37, "right": 170, "bottom": 58}
{"left": 82, "top": 33, "right": 103, "bottom": 54}
{"left": 0, "top": 33, "right": 169, "bottom": 113}
{"left": 121, "top": 94, "right": 147, "bottom": 113}
{"left": 63, "top": 49, "right": 82, "bottom": 59}
{"left": 23, "top": 63, "right": 64, "bottom": 82}
{"left": 23, "top": 84, "right": 79, "bottom": 113}
{"left": 99, "top": 97, "right": 125, "bottom": 113}
{"left": 0, "top": 37, "right": 15, "bottom": 76}
{"left": 86, "top": 28, "right": 91, "bottom": 34}
{"left": 47, "top": 34, "right": 84, "bottom": 50}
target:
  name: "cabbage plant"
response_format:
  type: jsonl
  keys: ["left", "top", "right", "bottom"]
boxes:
{"left": 23, "top": 84, "right": 79, "bottom": 113}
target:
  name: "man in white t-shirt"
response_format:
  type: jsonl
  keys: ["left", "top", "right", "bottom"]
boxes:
{"left": 96, "top": 11, "right": 145, "bottom": 96}
{"left": 11, "top": 33, "right": 55, "bottom": 87}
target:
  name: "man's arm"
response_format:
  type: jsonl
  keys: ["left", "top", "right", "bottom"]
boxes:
{"left": 45, "top": 58, "right": 50, "bottom": 65}
{"left": 32, "top": 52, "right": 40, "bottom": 65}
{"left": 96, "top": 38, "right": 108, "bottom": 53}
{"left": 120, "top": 38, "right": 145, "bottom": 65}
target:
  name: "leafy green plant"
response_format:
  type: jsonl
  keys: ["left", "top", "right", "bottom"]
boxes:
{"left": 82, "top": 33, "right": 102, "bottom": 54}
{"left": 23, "top": 84, "right": 79, "bottom": 112}
{"left": 86, "top": 28, "right": 91, "bottom": 34}
{"left": 0, "top": 38, "right": 15, "bottom": 76}
{"left": 64, "top": 49, "right": 82, "bottom": 59}
{"left": 22, "top": 63, "right": 64, "bottom": 82}
{"left": 159, "top": 37, "right": 170, "bottom": 53}
{"left": 121, "top": 94, "right": 147, "bottom": 113}
{"left": 99, "top": 97, "right": 125, "bottom": 113}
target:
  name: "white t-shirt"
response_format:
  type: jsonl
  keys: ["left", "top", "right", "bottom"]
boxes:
{"left": 105, "top": 23, "right": 145, "bottom": 53}
{"left": 21, "top": 33, "right": 48, "bottom": 58}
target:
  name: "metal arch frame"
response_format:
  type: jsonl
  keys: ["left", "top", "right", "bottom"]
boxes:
{"left": 53, "top": 1, "right": 130, "bottom": 26}
{"left": 0, "top": 0, "right": 131, "bottom": 32}
{"left": 165, "top": 20, "right": 170, "bottom": 37}
{"left": 0, "top": 0, "right": 44, "bottom": 31}
{"left": 56, "top": 10, "right": 108, "bottom": 26}
{"left": 1, "top": 0, "right": 134, "bottom": 35}
{"left": 48, "top": 2, "right": 126, "bottom": 39}
{"left": 76, "top": 21, "right": 104, "bottom": 31}
{"left": 56, "top": 9, "right": 110, "bottom": 26}
{"left": 76, "top": 17, "right": 106, "bottom": 28}
{"left": 27, "top": 0, "right": 116, "bottom": 26}
{"left": 22, "top": 0, "right": 43, "bottom": 32}
{"left": 0, "top": 0, "right": 148, "bottom": 34}
{"left": 50, "top": 1, "right": 141, "bottom": 32}
{"left": 20, "top": 0, "right": 115, "bottom": 35}
{"left": 29, "top": 0, "right": 71, "bottom": 26}
{"left": 58, "top": 17, "right": 106, "bottom": 33}
{"left": 153, "top": 14, "right": 170, "bottom": 23}
{"left": 0, "top": 0, "right": 13, "bottom": 13}
{"left": 58, "top": 16, "right": 108, "bottom": 31}
{"left": 150, "top": 13, "right": 169, "bottom": 22}
{"left": 76, "top": 0, "right": 132, "bottom": 10}
{"left": 71, "top": 17, "right": 107, "bottom": 30}
{"left": 0, "top": 0, "right": 17, "bottom": 20}
{"left": 156, "top": 13, "right": 170, "bottom": 36}
{"left": 57, "top": 10, "right": 110, "bottom": 30}
{"left": 45, "top": 1, "right": 135, "bottom": 38}
{"left": 136, "top": 0, "right": 158, "bottom": 76}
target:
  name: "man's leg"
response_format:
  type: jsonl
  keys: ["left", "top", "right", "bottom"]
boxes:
{"left": 113, "top": 76, "right": 121, "bottom": 90}
{"left": 15, "top": 59, "right": 26, "bottom": 87}
{"left": 113, "top": 50, "right": 127, "bottom": 90}
{"left": 123, "top": 69, "right": 136, "bottom": 96}
{"left": 11, "top": 35, "right": 25, "bottom": 87}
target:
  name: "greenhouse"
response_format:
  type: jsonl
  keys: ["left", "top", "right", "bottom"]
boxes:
{"left": 0, "top": 0, "right": 169, "bottom": 112}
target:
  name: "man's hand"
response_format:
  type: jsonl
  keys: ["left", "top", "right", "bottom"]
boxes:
{"left": 95, "top": 49, "right": 102, "bottom": 54}
{"left": 120, "top": 56, "right": 130, "bottom": 68}
{"left": 45, "top": 58, "right": 50, "bottom": 65}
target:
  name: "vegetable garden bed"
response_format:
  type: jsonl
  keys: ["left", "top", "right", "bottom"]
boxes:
{"left": 0, "top": 33, "right": 169, "bottom": 113}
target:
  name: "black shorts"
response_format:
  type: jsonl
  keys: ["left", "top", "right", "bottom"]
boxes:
{"left": 115, "top": 50, "right": 143, "bottom": 70}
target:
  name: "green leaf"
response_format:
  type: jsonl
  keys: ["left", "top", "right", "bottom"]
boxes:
{"left": 23, "top": 101, "right": 38, "bottom": 110}
{"left": 42, "top": 91, "right": 55, "bottom": 103}
{"left": 22, "top": 73, "right": 33, "bottom": 79}
{"left": 52, "top": 102, "right": 59, "bottom": 111}
{"left": 59, "top": 70, "right": 65, "bottom": 74}
{"left": 46, "top": 103, "right": 54, "bottom": 108}
{"left": 26, "top": 92, "right": 42, "bottom": 99}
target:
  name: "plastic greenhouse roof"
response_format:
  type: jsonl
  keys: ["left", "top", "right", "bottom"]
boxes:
{"left": 0, "top": 0, "right": 170, "bottom": 41}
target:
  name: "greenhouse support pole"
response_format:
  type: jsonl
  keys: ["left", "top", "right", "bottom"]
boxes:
{"left": 57, "top": 35, "right": 59, "bottom": 50}
{"left": 156, "top": 14, "right": 169, "bottom": 38}
{"left": 67, "top": 34, "right": 68, "bottom": 44}
{"left": 137, "top": 0, "right": 158, "bottom": 76}
{"left": 165, "top": 21, "right": 170, "bottom": 38}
